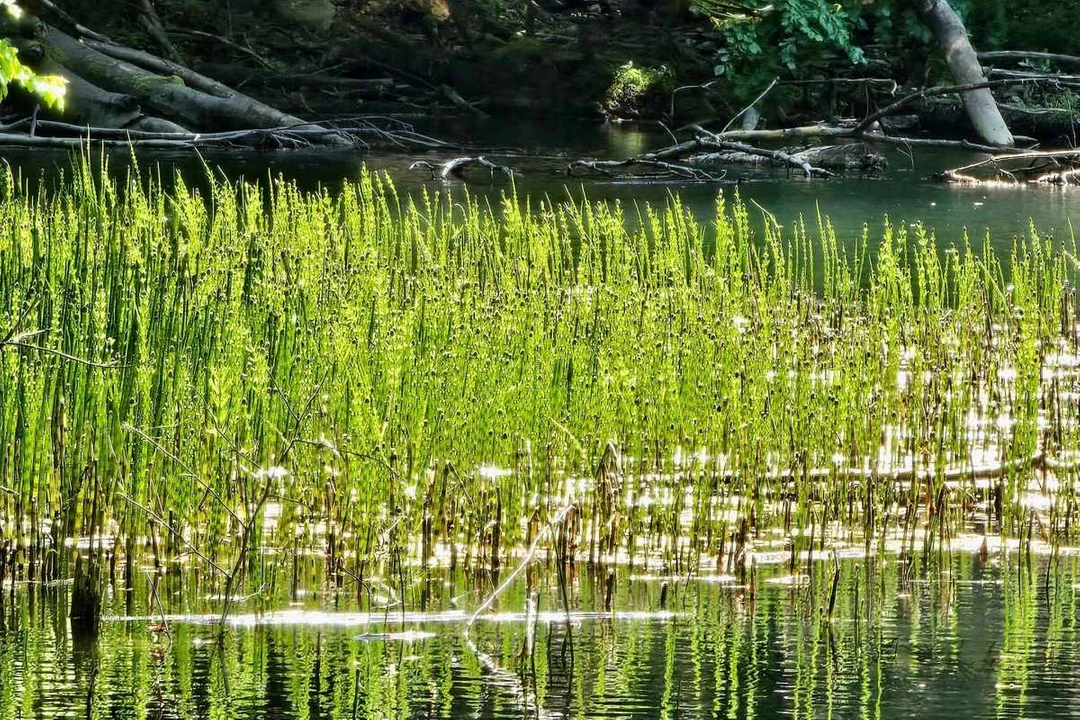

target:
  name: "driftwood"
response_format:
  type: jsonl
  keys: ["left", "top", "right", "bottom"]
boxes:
{"left": 573, "top": 73, "right": 1080, "bottom": 184}
{"left": 0, "top": 116, "right": 459, "bottom": 152}
{"left": 674, "top": 79, "right": 1055, "bottom": 153}
{"left": 567, "top": 138, "right": 734, "bottom": 181}
{"left": 692, "top": 142, "right": 887, "bottom": 172}
{"left": 410, "top": 156, "right": 513, "bottom": 181}
{"left": 567, "top": 128, "right": 996, "bottom": 182}
{"left": 691, "top": 127, "right": 834, "bottom": 178}
{"left": 38, "top": 25, "right": 309, "bottom": 132}
{"left": 566, "top": 132, "right": 835, "bottom": 181}
{"left": 935, "top": 149, "right": 1080, "bottom": 185}
{"left": 569, "top": 157, "right": 725, "bottom": 181}
{"left": 672, "top": 51, "right": 1080, "bottom": 165}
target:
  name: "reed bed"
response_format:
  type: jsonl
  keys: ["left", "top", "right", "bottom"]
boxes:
{"left": 0, "top": 158, "right": 1076, "bottom": 621}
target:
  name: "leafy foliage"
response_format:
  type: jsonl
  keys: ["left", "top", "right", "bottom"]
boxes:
{"left": 603, "top": 61, "right": 675, "bottom": 118}
{"left": 970, "top": 0, "right": 1080, "bottom": 55}
{"left": 696, "top": 0, "right": 866, "bottom": 102}
{"left": 0, "top": 0, "right": 66, "bottom": 109}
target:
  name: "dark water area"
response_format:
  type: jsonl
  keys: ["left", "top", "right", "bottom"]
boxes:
{"left": 2, "top": 118, "right": 1080, "bottom": 255}
{"left": 1, "top": 548, "right": 1076, "bottom": 719}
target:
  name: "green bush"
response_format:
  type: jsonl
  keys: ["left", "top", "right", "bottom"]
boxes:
{"left": 603, "top": 61, "right": 675, "bottom": 118}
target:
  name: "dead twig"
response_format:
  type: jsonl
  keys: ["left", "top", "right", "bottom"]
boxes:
{"left": 720, "top": 77, "right": 778, "bottom": 133}
{"left": 116, "top": 492, "right": 230, "bottom": 577}
{"left": 669, "top": 77, "right": 722, "bottom": 122}
{"left": 980, "top": 51, "right": 1080, "bottom": 68}
{"left": 0, "top": 322, "right": 130, "bottom": 368}
{"left": 167, "top": 29, "right": 275, "bottom": 69}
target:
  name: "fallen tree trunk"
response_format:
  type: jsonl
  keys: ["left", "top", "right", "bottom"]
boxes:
{"left": 187, "top": 62, "right": 399, "bottom": 93}
{"left": 567, "top": 134, "right": 832, "bottom": 181}
{"left": 83, "top": 41, "right": 246, "bottom": 99}
{"left": 36, "top": 25, "right": 310, "bottom": 132}
{"left": 911, "top": 0, "right": 1014, "bottom": 147}
{"left": 0, "top": 8, "right": 354, "bottom": 143}
{"left": 691, "top": 142, "right": 887, "bottom": 172}
{"left": 935, "top": 149, "right": 1080, "bottom": 185}
{"left": 690, "top": 130, "right": 835, "bottom": 178}
{"left": 32, "top": 57, "right": 186, "bottom": 133}
{"left": 682, "top": 124, "right": 1020, "bottom": 153}
{"left": 0, "top": 7, "right": 470, "bottom": 153}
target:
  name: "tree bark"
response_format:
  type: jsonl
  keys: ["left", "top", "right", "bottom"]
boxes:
{"left": 36, "top": 57, "right": 186, "bottom": 132}
{"left": 85, "top": 42, "right": 260, "bottom": 99}
{"left": 35, "top": 24, "right": 311, "bottom": 131}
{"left": 912, "top": 0, "right": 1014, "bottom": 147}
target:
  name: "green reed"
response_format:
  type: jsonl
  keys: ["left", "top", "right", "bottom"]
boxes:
{"left": 0, "top": 157, "right": 1076, "bottom": 621}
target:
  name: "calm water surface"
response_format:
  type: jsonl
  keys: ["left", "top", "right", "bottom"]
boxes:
{"left": 1, "top": 549, "right": 1076, "bottom": 719}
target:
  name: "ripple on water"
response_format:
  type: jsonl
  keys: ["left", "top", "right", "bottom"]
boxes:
{"left": 6, "top": 552, "right": 1080, "bottom": 720}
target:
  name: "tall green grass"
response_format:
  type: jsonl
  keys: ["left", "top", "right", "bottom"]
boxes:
{"left": 0, "top": 158, "right": 1076, "bottom": 616}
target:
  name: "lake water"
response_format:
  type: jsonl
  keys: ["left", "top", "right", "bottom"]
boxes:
{"left": 2, "top": 120, "right": 1080, "bottom": 719}
{"left": 4, "top": 118, "right": 1080, "bottom": 252}
{"left": 2, "top": 546, "right": 1075, "bottom": 719}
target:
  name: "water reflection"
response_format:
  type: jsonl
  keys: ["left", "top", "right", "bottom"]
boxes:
{"left": 2, "top": 551, "right": 1079, "bottom": 719}
{"left": 2, "top": 118, "right": 1079, "bottom": 247}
